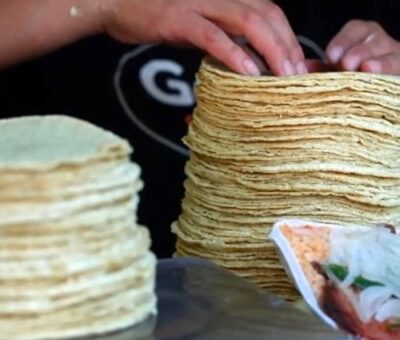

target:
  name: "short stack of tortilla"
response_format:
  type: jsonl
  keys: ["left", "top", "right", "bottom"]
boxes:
{"left": 0, "top": 115, "right": 156, "bottom": 339}
{"left": 173, "top": 57, "right": 400, "bottom": 300}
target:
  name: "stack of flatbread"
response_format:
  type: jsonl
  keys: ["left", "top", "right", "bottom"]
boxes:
{"left": 0, "top": 115, "right": 156, "bottom": 339}
{"left": 173, "top": 57, "right": 400, "bottom": 300}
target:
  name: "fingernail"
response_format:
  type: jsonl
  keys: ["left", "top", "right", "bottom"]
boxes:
{"left": 344, "top": 56, "right": 359, "bottom": 71}
{"left": 283, "top": 59, "right": 296, "bottom": 76}
{"left": 296, "top": 61, "right": 308, "bottom": 75}
{"left": 242, "top": 58, "right": 261, "bottom": 76}
{"left": 329, "top": 46, "right": 343, "bottom": 63}
{"left": 365, "top": 60, "right": 382, "bottom": 74}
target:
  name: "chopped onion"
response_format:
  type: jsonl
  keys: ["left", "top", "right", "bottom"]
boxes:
{"left": 327, "top": 225, "right": 400, "bottom": 322}
{"left": 375, "top": 299, "right": 400, "bottom": 322}
{"left": 359, "top": 286, "right": 393, "bottom": 322}
{"left": 329, "top": 226, "right": 400, "bottom": 296}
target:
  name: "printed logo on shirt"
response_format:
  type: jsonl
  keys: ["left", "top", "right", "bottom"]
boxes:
{"left": 114, "top": 44, "right": 202, "bottom": 155}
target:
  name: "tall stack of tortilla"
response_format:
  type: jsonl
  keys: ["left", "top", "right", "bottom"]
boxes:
{"left": 173, "top": 57, "right": 400, "bottom": 300}
{"left": 0, "top": 116, "right": 156, "bottom": 339}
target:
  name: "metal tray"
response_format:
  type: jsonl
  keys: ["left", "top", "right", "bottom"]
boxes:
{"left": 96, "top": 257, "right": 347, "bottom": 340}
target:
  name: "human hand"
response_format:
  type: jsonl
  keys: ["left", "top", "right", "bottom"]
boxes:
{"left": 326, "top": 20, "right": 400, "bottom": 75}
{"left": 98, "top": 0, "right": 306, "bottom": 76}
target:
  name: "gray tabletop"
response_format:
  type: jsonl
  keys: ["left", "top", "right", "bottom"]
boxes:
{"left": 97, "top": 258, "right": 348, "bottom": 340}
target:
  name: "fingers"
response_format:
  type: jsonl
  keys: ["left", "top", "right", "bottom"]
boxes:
{"left": 197, "top": 0, "right": 305, "bottom": 76}
{"left": 241, "top": 43, "right": 270, "bottom": 74}
{"left": 338, "top": 32, "right": 393, "bottom": 71}
{"left": 327, "top": 20, "right": 373, "bottom": 64}
{"left": 238, "top": 0, "right": 306, "bottom": 74}
{"left": 326, "top": 19, "right": 400, "bottom": 75}
{"left": 181, "top": 13, "right": 261, "bottom": 75}
{"left": 361, "top": 52, "right": 400, "bottom": 75}
{"left": 102, "top": 0, "right": 304, "bottom": 76}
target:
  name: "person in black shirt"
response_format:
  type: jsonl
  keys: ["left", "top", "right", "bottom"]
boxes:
{"left": 1, "top": 1, "right": 400, "bottom": 257}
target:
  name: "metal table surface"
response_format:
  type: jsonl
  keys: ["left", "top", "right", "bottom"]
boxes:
{"left": 99, "top": 258, "right": 348, "bottom": 340}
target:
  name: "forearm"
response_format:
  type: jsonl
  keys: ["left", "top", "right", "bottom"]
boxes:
{"left": 0, "top": 0, "right": 310, "bottom": 76}
{"left": 0, "top": 0, "right": 101, "bottom": 68}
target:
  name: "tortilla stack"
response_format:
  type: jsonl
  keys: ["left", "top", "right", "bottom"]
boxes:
{"left": 173, "top": 57, "right": 400, "bottom": 300}
{"left": 0, "top": 115, "right": 156, "bottom": 339}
